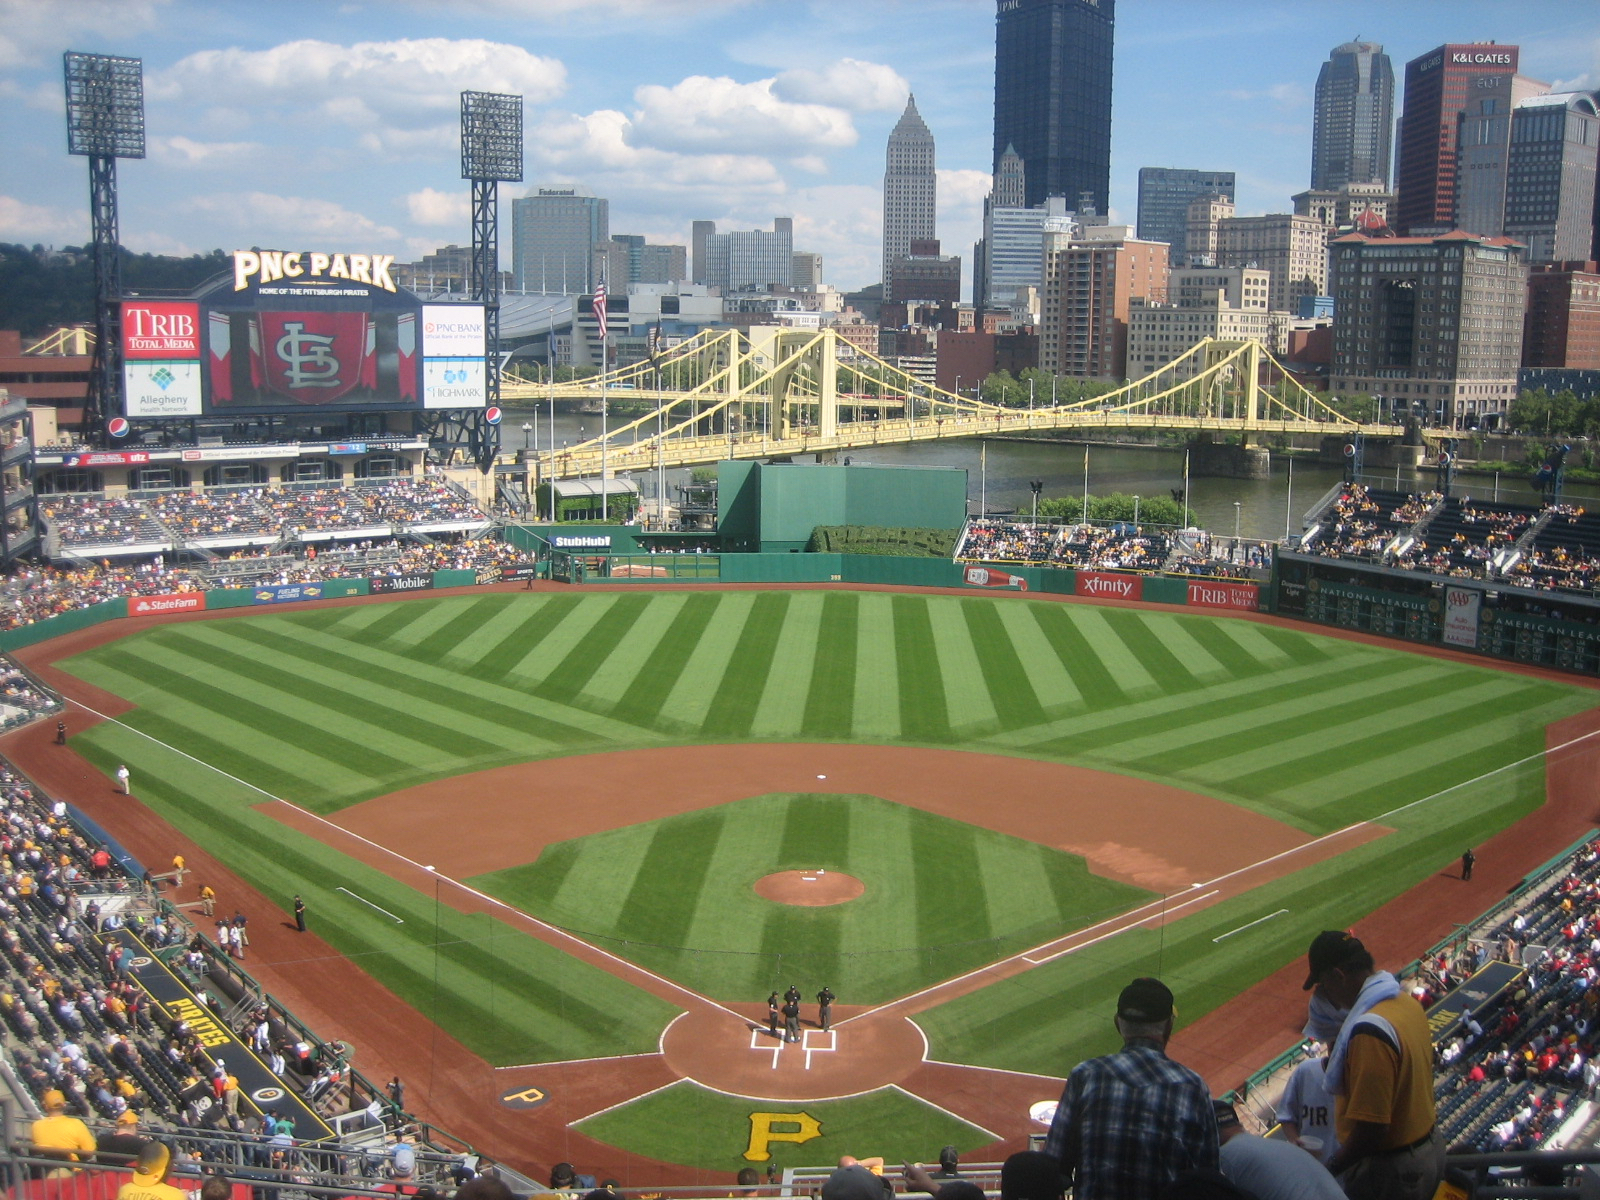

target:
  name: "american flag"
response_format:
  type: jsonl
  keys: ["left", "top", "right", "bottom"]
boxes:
{"left": 593, "top": 280, "right": 607, "bottom": 343}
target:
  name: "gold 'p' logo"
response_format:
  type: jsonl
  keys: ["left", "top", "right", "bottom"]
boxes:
{"left": 744, "top": 1111, "right": 822, "bottom": 1161}
{"left": 500, "top": 1085, "right": 549, "bottom": 1110}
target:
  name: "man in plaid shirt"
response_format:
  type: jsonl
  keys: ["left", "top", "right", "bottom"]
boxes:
{"left": 1045, "top": 977, "right": 1220, "bottom": 1200}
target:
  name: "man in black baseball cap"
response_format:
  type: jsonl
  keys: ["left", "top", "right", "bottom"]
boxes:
{"left": 1043, "top": 976, "right": 1217, "bottom": 1200}
{"left": 1299, "top": 931, "right": 1440, "bottom": 1200}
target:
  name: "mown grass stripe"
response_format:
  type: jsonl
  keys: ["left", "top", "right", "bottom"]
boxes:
{"left": 1142, "top": 616, "right": 1234, "bottom": 681}
{"left": 454, "top": 594, "right": 584, "bottom": 683}
{"left": 347, "top": 600, "right": 436, "bottom": 647}
{"left": 660, "top": 593, "right": 755, "bottom": 731}
{"left": 1067, "top": 606, "right": 1158, "bottom": 696}
{"left": 992, "top": 601, "right": 1080, "bottom": 713}
{"left": 583, "top": 594, "right": 694, "bottom": 708}
{"left": 104, "top": 703, "right": 330, "bottom": 801}
{"left": 409, "top": 596, "right": 511, "bottom": 663}
{"left": 376, "top": 595, "right": 477, "bottom": 650}
{"left": 158, "top": 627, "right": 506, "bottom": 761}
{"left": 852, "top": 594, "right": 902, "bottom": 741}
{"left": 999, "top": 655, "right": 1406, "bottom": 753}
{"left": 703, "top": 592, "right": 791, "bottom": 737}
{"left": 801, "top": 592, "right": 859, "bottom": 738}
{"left": 962, "top": 600, "right": 1046, "bottom": 729}
{"left": 913, "top": 812, "right": 989, "bottom": 947}
{"left": 614, "top": 808, "right": 725, "bottom": 947}
{"left": 1030, "top": 606, "right": 1128, "bottom": 709}
{"left": 893, "top": 596, "right": 950, "bottom": 742}
{"left": 1214, "top": 681, "right": 1559, "bottom": 800}
{"left": 1179, "top": 617, "right": 1282, "bottom": 679}
{"left": 87, "top": 645, "right": 414, "bottom": 781}
{"left": 610, "top": 593, "right": 721, "bottom": 726}
{"left": 753, "top": 593, "right": 827, "bottom": 737}
{"left": 927, "top": 597, "right": 996, "bottom": 733}
{"left": 535, "top": 594, "right": 652, "bottom": 703}
{"left": 212, "top": 622, "right": 604, "bottom": 749}
{"left": 1121, "top": 665, "right": 1471, "bottom": 775}
{"left": 1253, "top": 621, "right": 1336, "bottom": 665}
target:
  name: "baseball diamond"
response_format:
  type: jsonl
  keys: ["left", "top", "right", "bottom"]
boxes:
{"left": 11, "top": 582, "right": 1599, "bottom": 1179}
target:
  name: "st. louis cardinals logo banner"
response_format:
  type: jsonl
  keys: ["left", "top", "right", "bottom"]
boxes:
{"left": 254, "top": 312, "right": 377, "bottom": 404}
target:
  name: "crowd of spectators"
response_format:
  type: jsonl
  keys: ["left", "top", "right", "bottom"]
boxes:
{"left": 0, "top": 745, "right": 463, "bottom": 1192}
{"left": 0, "top": 535, "right": 527, "bottom": 631}
{"left": 41, "top": 479, "right": 488, "bottom": 551}
{"left": 141, "top": 489, "right": 279, "bottom": 541}
{"left": 40, "top": 497, "right": 170, "bottom": 551}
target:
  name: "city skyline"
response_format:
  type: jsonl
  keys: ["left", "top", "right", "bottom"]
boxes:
{"left": 1, "top": 0, "right": 1598, "bottom": 296}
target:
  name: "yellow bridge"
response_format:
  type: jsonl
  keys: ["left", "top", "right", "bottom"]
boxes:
{"left": 499, "top": 327, "right": 1392, "bottom": 482}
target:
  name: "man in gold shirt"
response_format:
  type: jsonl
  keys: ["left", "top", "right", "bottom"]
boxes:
{"left": 117, "top": 1141, "right": 185, "bottom": 1200}
{"left": 1303, "top": 931, "right": 1441, "bottom": 1200}
{"left": 31, "top": 1088, "right": 95, "bottom": 1170}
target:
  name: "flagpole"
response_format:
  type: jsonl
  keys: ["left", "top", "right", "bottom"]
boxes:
{"left": 1285, "top": 456, "right": 1294, "bottom": 538}
{"left": 597, "top": 269, "right": 608, "bottom": 524}
{"left": 1082, "top": 445, "right": 1089, "bottom": 525}
{"left": 1183, "top": 448, "right": 1191, "bottom": 528}
{"left": 980, "top": 440, "right": 987, "bottom": 516}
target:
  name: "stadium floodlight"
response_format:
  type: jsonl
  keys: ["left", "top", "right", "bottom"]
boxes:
{"left": 64, "top": 52, "right": 146, "bottom": 159}
{"left": 460, "top": 91, "right": 522, "bottom": 182}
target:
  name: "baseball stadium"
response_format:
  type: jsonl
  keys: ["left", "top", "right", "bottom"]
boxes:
{"left": 8, "top": 56, "right": 1600, "bottom": 1200}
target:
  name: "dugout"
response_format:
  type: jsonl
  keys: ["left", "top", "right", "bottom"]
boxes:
{"left": 716, "top": 461, "right": 967, "bottom": 553}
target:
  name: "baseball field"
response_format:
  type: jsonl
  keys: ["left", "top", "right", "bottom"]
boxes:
{"left": 39, "top": 586, "right": 1600, "bottom": 1172}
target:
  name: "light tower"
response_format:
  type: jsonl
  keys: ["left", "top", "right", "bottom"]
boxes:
{"left": 458, "top": 90, "right": 523, "bottom": 469}
{"left": 63, "top": 52, "right": 145, "bottom": 440}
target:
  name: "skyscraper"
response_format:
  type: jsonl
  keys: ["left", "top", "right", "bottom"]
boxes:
{"left": 1457, "top": 91, "right": 1598, "bottom": 262}
{"left": 511, "top": 188, "right": 608, "bottom": 294}
{"left": 993, "top": 0, "right": 1115, "bottom": 213}
{"left": 1311, "top": 41, "right": 1395, "bottom": 190}
{"left": 1135, "top": 168, "right": 1236, "bottom": 265}
{"left": 882, "top": 96, "right": 937, "bottom": 293}
{"left": 1393, "top": 44, "right": 1523, "bottom": 234}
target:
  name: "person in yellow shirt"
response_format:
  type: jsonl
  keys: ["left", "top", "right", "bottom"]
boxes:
{"left": 199, "top": 884, "right": 216, "bottom": 917}
{"left": 171, "top": 854, "right": 187, "bottom": 886}
{"left": 117, "top": 1141, "right": 185, "bottom": 1200}
{"left": 31, "top": 1088, "right": 95, "bottom": 1169}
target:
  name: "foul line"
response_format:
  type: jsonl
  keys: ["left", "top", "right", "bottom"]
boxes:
{"left": 64, "top": 696, "right": 1600, "bottom": 1037}
{"left": 1213, "top": 909, "right": 1288, "bottom": 943}
{"left": 65, "top": 697, "right": 748, "bottom": 1024}
{"left": 335, "top": 887, "right": 402, "bottom": 923}
{"left": 1025, "top": 889, "right": 1220, "bottom": 966}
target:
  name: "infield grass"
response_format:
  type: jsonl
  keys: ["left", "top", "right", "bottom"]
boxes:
{"left": 573, "top": 1081, "right": 996, "bottom": 1172}
{"left": 470, "top": 792, "right": 1150, "bottom": 1002}
{"left": 59, "top": 589, "right": 1597, "bottom": 1079}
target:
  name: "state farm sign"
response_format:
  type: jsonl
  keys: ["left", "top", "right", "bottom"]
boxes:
{"left": 1186, "top": 581, "right": 1259, "bottom": 611}
{"left": 1076, "top": 572, "right": 1143, "bottom": 601}
{"left": 129, "top": 593, "right": 205, "bottom": 617}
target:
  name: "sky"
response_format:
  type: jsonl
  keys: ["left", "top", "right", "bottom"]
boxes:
{"left": 2, "top": 0, "right": 1599, "bottom": 296}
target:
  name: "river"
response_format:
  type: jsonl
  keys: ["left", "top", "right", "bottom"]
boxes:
{"left": 500, "top": 406, "right": 1596, "bottom": 542}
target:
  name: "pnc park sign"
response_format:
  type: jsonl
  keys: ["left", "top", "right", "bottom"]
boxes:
{"left": 232, "top": 249, "right": 398, "bottom": 292}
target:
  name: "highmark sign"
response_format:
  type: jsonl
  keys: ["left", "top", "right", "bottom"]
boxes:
{"left": 232, "top": 250, "right": 397, "bottom": 292}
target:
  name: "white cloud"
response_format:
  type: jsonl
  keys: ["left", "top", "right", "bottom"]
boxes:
{"left": 1221, "top": 82, "right": 1305, "bottom": 110}
{"left": 149, "top": 135, "right": 264, "bottom": 168}
{"left": 0, "top": 195, "right": 82, "bottom": 244}
{"left": 630, "top": 76, "right": 858, "bottom": 156}
{"left": 537, "top": 109, "right": 785, "bottom": 197}
{"left": 0, "top": 0, "right": 169, "bottom": 71}
{"left": 406, "top": 187, "right": 470, "bottom": 226}
{"left": 149, "top": 39, "right": 564, "bottom": 152}
{"left": 772, "top": 59, "right": 908, "bottom": 112}
{"left": 181, "top": 192, "right": 403, "bottom": 245}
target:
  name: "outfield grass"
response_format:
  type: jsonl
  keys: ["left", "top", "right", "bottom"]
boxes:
{"left": 471, "top": 792, "right": 1150, "bottom": 1002}
{"left": 573, "top": 1081, "right": 995, "bottom": 1172}
{"left": 58, "top": 590, "right": 1597, "bottom": 1082}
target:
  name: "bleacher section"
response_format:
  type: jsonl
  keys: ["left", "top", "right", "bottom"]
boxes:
{"left": 1406, "top": 498, "right": 1538, "bottom": 579}
{"left": 0, "top": 719, "right": 487, "bottom": 1193}
{"left": 956, "top": 518, "right": 1245, "bottom": 577}
{"left": 1507, "top": 505, "right": 1600, "bottom": 592}
{"left": 1300, "top": 485, "right": 1435, "bottom": 563}
{"left": 39, "top": 479, "right": 489, "bottom": 559}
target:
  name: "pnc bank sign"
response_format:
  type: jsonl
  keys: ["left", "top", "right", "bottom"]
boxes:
{"left": 232, "top": 249, "right": 397, "bottom": 292}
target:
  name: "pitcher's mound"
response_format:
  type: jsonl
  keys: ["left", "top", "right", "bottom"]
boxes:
{"left": 754, "top": 870, "right": 864, "bottom": 906}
